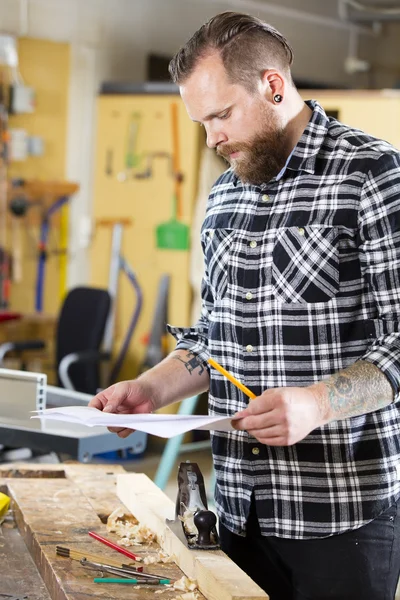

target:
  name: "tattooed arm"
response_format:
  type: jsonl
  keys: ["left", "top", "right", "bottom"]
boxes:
{"left": 310, "top": 360, "right": 394, "bottom": 422}
{"left": 134, "top": 348, "right": 210, "bottom": 410}
{"left": 233, "top": 360, "right": 394, "bottom": 446}
{"left": 89, "top": 349, "right": 209, "bottom": 437}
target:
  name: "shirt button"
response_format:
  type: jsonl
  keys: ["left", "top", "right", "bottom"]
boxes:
{"left": 261, "top": 194, "right": 270, "bottom": 202}
{"left": 249, "top": 240, "right": 257, "bottom": 248}
{"left": 245, "top": 292, "right": 253, "bottom": 300}
{"left": 298, "top": 227, "right": 305, "bottom": 236}
{"left": 246, "top": 344, "right": 253, "bottom": 352}
{"left": 252, "top": 447, "right": 260, "bottom": 455}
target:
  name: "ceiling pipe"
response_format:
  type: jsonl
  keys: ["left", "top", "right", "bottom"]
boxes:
{"left": 204, "top": 0, "right": 376, "bottom": 35}
{"left": 19, "top": 0, "right": 29, "bottom": 37}
{"left": 340, "top": 0, "right": 400, "bottom": 21}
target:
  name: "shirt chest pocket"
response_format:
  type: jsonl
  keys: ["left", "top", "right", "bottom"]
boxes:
{"left": 271, "top": 226, "right": 340, "bottom": 304}
{"left": 202, "top": 228, "right": 236, "bottom": 300}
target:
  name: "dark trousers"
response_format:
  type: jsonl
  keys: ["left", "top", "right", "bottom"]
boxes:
{"left": 220, "top": 498, "right": 400, "bottom": 600}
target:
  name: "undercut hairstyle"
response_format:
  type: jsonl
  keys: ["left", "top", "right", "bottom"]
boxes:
{"left": 169, "top": 12, "right": 294, "bottom": 92}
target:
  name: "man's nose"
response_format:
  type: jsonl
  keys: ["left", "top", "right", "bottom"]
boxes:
{"left": 206, "top": 127, "right": 227, "bottom": 149}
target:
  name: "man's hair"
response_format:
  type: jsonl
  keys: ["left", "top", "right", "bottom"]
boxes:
{"left": 169, "top": 12, "right": 294, "bottom": 91}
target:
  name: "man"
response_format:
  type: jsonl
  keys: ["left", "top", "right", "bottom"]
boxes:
{"left": 90, "top": 12, "right": 400, "bottom": 599}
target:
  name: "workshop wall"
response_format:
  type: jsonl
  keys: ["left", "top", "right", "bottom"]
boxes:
{"left": 8, "top": 37, "right": 71, "bottom": 315}
{"left": 1, "top": 0, "right": 399, "bottom": 292}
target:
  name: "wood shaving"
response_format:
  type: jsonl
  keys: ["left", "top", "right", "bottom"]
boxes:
{"left": 173, "top": 593, "right": 200, "bottom": 600}
{"left": 143, "top": 549, "right": 174, "bottom": 564}
{"left": 173, "top": 576, "right": 198, "bottom": 592}
{"left": 178, "top": 504, "right": 197, "bottom": 536}
{"left": 118, "top": 525, "right": 156, "bottom": 545}
{"left": 107, "top": 507, "right": 138, "bottom": 530}
{"left": 107, "top": 507, "right": 155, "bottom": 545}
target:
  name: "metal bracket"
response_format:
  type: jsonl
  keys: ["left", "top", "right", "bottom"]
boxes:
{"left": 0, "top": 368, "right": 46, "bottom": 419}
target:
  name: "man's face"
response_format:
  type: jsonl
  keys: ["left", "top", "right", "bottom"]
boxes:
{"left": 180, "top": 52, "right": 288, "bottom": 185}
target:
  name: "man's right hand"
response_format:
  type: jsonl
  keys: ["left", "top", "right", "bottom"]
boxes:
{"left": 89, "top": 379, "right": 157, "bottom": 438}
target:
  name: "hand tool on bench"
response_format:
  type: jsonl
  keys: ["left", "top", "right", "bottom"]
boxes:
{"left": 79, "top": 558, "right": 171, "bottom": 582}
{"left": 56, "top": 545, "right": 138, "bottom": 569}
{"left": 88, "top": 530, "right": 139, "bottom": 560}
{"left": 167, "top": 462, "right": 220, "bottom": 550}
{"left": 93, "top": 577, "right": 170, "bottom": 585}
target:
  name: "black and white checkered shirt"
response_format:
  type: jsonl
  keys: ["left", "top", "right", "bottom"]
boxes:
{"left": 168, "top": 100, "right": 400, "bottom": 539}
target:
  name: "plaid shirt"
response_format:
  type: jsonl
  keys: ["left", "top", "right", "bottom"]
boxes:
{"left": 168, "top": 100, "right": 400, "bottom": 539}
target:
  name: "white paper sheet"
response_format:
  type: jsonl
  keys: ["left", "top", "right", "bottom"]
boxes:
{"left": 31, "top": 406, "right": 235, "bottom": 439}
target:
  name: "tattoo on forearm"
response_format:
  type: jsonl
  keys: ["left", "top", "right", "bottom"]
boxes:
{"left": 173, "top": 351, "right": 206, "bottom": 376}
{"left": 324, "top": 361, "right": 393, "bottom": 419}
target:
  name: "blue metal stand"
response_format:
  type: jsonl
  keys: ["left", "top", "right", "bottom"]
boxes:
{"left": 153, "top": 395, "right": 215, "bottom": 492}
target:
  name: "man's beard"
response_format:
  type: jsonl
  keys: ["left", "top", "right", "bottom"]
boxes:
{"left": 216, "top": 116, "right": 287, "bottom": 186}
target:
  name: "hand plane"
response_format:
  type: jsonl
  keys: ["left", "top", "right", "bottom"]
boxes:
{"left": 166, "top": 462, "right": 220, "bottom": 550}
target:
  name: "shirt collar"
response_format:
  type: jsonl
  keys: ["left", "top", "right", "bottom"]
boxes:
{"left": 286, "top": 99, "right": 330, "bottom": 176}
{"left": 230, "top": 99, "right": 330, "bottom": 187}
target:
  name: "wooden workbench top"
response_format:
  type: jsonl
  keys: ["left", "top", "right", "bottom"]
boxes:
{"left": 0, "top": 463, "right": 202, "bottom": 600}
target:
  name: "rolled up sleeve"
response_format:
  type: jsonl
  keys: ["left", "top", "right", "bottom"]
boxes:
{"left": 359, "top": 152, "right": 400, "bottom": 399}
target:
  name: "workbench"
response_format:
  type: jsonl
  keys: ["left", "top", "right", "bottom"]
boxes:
{"left": 0, "top": 463, "right": 268, "bottom": 600}
{"left": 0, "top": 463, "right": 190, "bottom": 600}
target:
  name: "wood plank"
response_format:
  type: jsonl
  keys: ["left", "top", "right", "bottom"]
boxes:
{"left": 117, "top": 473, "right": 269, "bottom": 600}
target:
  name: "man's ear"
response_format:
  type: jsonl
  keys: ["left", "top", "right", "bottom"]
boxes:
{"left": 260, "top": 69, "right": 285, "bottom": 102}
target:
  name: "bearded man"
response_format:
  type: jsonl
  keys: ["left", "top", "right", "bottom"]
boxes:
{"left": 90, "top": 12, "right": 400, "bottom": 599}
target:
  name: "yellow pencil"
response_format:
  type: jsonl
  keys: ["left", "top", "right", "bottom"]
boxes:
{"left": 208, "top": 358, "right": 256, "bottom": 400}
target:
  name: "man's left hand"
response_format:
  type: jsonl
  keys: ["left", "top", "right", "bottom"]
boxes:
{"left": 232, "top": 385, "right": 327, "bottom": 446}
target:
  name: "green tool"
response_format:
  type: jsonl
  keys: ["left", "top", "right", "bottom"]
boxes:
{"left": 94, "top": 578, "right": 170, "bottom": 584}
{"left": 125, "top": 113, "right": 141, "bottom": 169}
{"left": 117, "top": 112, "right": 141, "bottom": 182}
{"left": 155, "top": 194, "right": 190, "bottom": 251}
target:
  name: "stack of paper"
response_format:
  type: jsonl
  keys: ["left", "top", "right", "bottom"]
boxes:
{"left": 31, "top": 406, "right": 234, "bottom": 439}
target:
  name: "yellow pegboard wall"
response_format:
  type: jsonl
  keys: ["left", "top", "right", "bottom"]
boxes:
{"left": 90, "top": 94, "right": 202, "bottom": 381}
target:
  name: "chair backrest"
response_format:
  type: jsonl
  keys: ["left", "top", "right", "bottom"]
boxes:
{"left": 56, "top": 286, "right": 111, "bottom": 394}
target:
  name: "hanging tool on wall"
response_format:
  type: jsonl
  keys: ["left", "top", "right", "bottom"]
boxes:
{"left": 134, "top": 151, "right": 174, "bottom": 180}
{"left": 7, "top": 180, "right": 79, "bottom": 312}
{"left": 117, "top": 112, "right": 141, "bottom": 182}
{"left": 155, "top": 103, "right": 189, "bottom": 251}
{"left": 35, "top": 194, "right": 70, "bottom": 312}
{"left": 139, "top": 274, "right": 170, "bottom": 373}
{"left": 171, "top": 102, "right": 183, "bottom": 220}
{"left": 97, "top": 219, "right": 143, "bottom": 384}
{"left": 105, "top": 148, "right": 113, "bottom": 177}
{"left": 8, "top": 179, "right": 39, "bottom": 284}
{"left": 0, "top": 70, "right": 10, "bottom": 308}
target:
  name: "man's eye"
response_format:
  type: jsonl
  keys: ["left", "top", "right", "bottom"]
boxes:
{"left": 219, "top": 112, "right": 230, "bottom": 120}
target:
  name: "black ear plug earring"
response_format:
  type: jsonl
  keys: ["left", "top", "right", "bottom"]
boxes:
{"left": 274, "top": 94, "right": 283, "bottom": 103}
